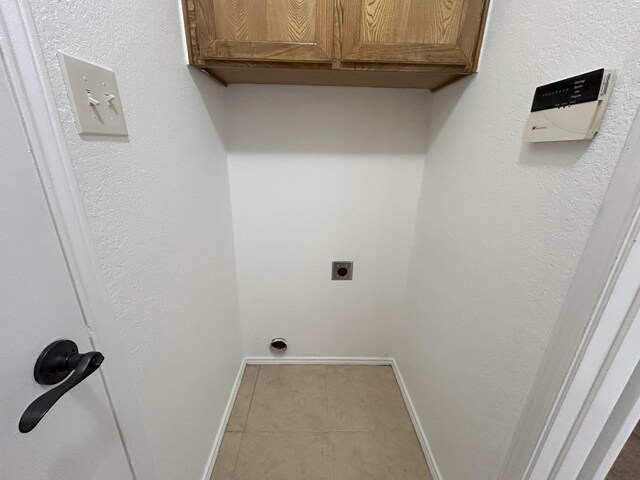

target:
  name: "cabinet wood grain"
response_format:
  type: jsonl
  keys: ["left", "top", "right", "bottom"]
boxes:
{"left": 195, "top": 0, "right": 333, "bottom": 62}
{"left": 340, "top": 0, "right": 485, "bottom": 66}
{"left": 183, "top": 0, "right": 490, "bottom": 90}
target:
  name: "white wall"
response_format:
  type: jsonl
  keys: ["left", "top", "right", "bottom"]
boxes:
{"left": 227, "top": 85, "right": 429, "bottom": 357}
{"left": 396, "top": 1, "right": 640, "bottom": 479}
{"left": 26, "top": 1, "right": 243, "bottom": 479}
{"left": 24, "top": 0, "right": 640, "bottom": 478}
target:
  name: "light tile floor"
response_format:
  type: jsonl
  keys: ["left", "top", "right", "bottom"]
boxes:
{"left": 211, "top": 365, "right": 432, "bottom": 480}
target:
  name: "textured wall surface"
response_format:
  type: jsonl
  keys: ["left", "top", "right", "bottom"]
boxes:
{"left": 227, "top": 85, "right": 429, "bottom": 357}
{"left": 27, "top": 1, "right": 243, "bottom": 479}
{"left": 396, "top": 1, "right": 640, "bottom": 479}
{"left": 24, "top": 0, "right": 640, "bottom": 478}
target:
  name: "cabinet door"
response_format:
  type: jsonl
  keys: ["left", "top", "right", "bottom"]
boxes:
{"left": 195, "top": 0, "right": 333, "bottom": 62}
{"left": 340, "top": 0, "right": 488, "bottom": 67}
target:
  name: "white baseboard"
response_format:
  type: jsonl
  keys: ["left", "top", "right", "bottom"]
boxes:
{"left": 201, "top": 356, "right": 442, "bottom": 480}
{"left": 390, "top": 358, "right": 443, "bottom": 480}
{"left": 244, "top": 356, "right": 394, "bottom": 365}
{"left": 200, "top": 360, "right": 246, "bottom": 480}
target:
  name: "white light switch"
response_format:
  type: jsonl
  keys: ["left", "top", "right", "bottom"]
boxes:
{"left": 57, "top": 52, "right": 128, "bottom": 136}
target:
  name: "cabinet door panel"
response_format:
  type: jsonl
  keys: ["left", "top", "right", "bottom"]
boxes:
{"left": 340, "top": 0, "right": 487, "bottom": 67}
{"left": 196, "top": 0, "right": 333, "bottom": 62}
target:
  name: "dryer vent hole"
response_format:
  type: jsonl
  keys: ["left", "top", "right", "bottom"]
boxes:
{"left": 270, "top": 338, "right": 288, "bottom": 351}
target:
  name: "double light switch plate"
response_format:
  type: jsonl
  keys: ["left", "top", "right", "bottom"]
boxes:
{"left": 57, "top": 52, "right": 128, "bottom": 136}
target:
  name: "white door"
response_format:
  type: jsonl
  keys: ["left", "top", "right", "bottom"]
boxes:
{"left": 0, "top": 55, "right": 133, "bottom": 479}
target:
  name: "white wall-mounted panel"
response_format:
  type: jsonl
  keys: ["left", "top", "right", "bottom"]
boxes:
{"left": 58, "top": 52, "right": 128, "bottom": 135}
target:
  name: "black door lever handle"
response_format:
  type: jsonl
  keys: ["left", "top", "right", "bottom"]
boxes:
{"left": 19, "top": 340, "right": 104, "bottom": 433}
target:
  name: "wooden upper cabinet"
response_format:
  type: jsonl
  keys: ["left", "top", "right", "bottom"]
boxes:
{"left": 193, "top": 0, "right": 333, "bottom": 62}
{"left": 183, "top": 0, "right": 490, "bottom": 89}
{"left": 339, "top": 0, "right": 486, "bottom": 67}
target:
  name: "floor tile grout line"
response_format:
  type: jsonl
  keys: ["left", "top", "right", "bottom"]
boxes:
{"left": 229, "top": 365, "right": 260, "bottom": 480}
{"left": 221, "top": 364, "right": 428, "bottom": 479}
{"left": 229, "top": 431, "right": 243, "bottom": 480}
{"left": 323, "top": 365, "right": 334, "bottom": 480}
{"left": 240, "top": 364, "right": 260, "bottom": 431}
{"left": 226, "top": 432, "right": 243, "bottom": 480}
{"left": 239, "top": 429, "right": 417, "bottom": 433}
